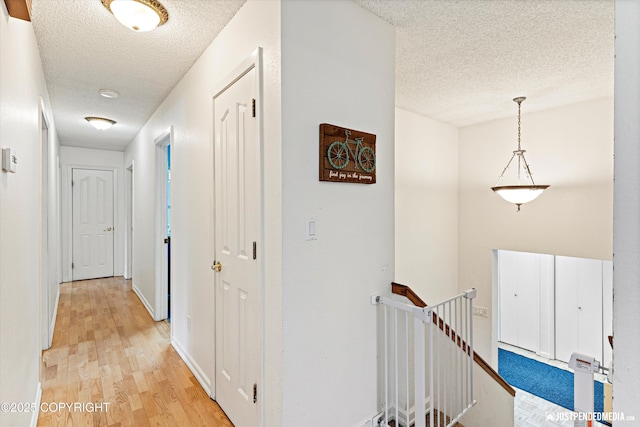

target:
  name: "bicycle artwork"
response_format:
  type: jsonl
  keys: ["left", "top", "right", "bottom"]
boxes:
{"left": 319, "top": 124, "right": 377, "bottom": 184}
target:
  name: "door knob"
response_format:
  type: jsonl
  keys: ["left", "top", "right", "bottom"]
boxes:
{"left": 211, "top": 261, "right": 222, "bottom": 272}
{"left": 104, "top": 227, "right": 112, "bottom": 231}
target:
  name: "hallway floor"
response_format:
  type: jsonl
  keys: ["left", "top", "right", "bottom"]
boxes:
{"left": 38, "top": 277, "right": 233, "bottom": 427}
{"left": 503, "top": 343, "right": 608, "bottom": 427}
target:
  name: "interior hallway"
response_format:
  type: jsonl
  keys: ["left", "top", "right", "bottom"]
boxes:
{"left": 38, "top": 277, "right": 232, "bottom": 427}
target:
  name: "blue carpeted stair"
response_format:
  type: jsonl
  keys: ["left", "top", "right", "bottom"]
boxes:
{"left": 498, "top": 348, "right": 605, "bottom": 417}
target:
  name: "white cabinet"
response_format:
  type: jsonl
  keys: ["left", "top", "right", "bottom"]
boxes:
{"left": 498, "top": 250, "right": 554, "bottom": 355}
{"left": 555, "top": 256, "right": 608, "bottom": 364}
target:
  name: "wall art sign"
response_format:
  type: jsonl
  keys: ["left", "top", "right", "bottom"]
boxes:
{"left": 319, "top": 123, "right": 376, "bottom": 184}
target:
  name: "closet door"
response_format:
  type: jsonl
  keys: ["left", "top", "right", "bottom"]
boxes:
{"left": 555, "top": 256, "right": 603, "bottom": 363}
{"left": 498, "top": 250, "right": 540, "bottom": 353}
{"left": 602, "top": 261, "right": 613, "bottom": 367}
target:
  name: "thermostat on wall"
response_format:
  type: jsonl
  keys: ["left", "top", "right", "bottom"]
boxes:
{"left": 2, "top": 148, "right": 17, "bottom": 173}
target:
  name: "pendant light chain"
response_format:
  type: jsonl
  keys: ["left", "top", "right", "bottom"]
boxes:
{"left": 516, "top": 98, "right": 523, "bottom": 181}
{"left": 517, "top": 99, "right": 522, "bottom": 151}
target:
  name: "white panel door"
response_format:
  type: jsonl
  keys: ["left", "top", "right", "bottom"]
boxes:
{"left": 72, "top": 169, "right": 114, "bottom": 280}
{"left": 214, "top": 65, "right": 260, "bottom": 427}
{"left": 602, "top": 260, "right": 613, "bottom": 367}
{"left": 555, "top": 256, "right": 579, "bottom": 362}
{"left": 498, "top": 250, "right": 540, "bottom": 353}
{"left": 555, "top": 256, "right": 603, "bottom": 363}
{"left": 499, "top": 251, "right": 520, "bottom": 346}
{"left": 576, "top": 258, "right": 603, "bottom": 361}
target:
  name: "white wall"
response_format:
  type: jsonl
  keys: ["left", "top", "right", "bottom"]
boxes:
{"left": 395, "top": 108, "right": 459, "bottom": 304}
{"left": 461, "top": 361, "right": 514, "bottom": 427}
{"left": 458, "top": 98, "right": 614, "bottom": 363}
{"left": 124, "top": 1, "right": 283, "bottom": 424}
{"left": 0, "top": 4, "right": 59, "bottom": 426}
{"left": 612, "top": 0, "right": 640, "bottom": 419}
{"left": 59, "top": 146, "right": 125, "bottom": 282}
{"left": 280, "top": 2, "right": 394, "bottom": 425}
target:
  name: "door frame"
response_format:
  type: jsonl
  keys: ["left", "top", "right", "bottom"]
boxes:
{"left": 39, "top": 96, "right": 55, "bottom": 350}
{"left": 211, "top": 47, "right": 264, "bottom": 424}
{"left": 154, "top": 127, "right": 172, "bottom": 321}
{"left": 64, "top": 165, "right": 118, "bottom": 282}
{"left": 125, "top": 161, "right": 134, "bottom": 280}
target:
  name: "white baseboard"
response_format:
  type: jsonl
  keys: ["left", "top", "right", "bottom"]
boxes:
{"left": 539, "top": 351, "right": 552, "bottom": 359}
{"left": 352, "top": 412, "right": 384, "bottom": 427}
{"left": 132, "top": 283, "right": 155, "bottom": 319}
{"left": 171, "top": 337, "right": 212, "bottom": 396}
{"left": 30, "top": 382, "right": 42, "bottom": 427}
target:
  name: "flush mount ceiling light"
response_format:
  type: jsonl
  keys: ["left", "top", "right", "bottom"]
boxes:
{"left": 99, "top": 88, "right": 120, "bottom": 98}
{"left": 491, "top": 97, "right": 549, "bottom": 211}
{"left": 101, "top": 0, "right": 169, "bottom": 32}
{"left": 85, "top": 116, "right": 116, "bottom": 130}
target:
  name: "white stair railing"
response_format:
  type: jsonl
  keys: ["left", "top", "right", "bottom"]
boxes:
{"left": 375, "top": 289, "right": 477, "bottom": 427}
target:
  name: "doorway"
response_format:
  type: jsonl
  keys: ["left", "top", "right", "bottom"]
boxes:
{"left": 155, "top": 128, "right": 172, "bottom": 321}
{"left": 212, "top": 49, "right": 263, "bottom": 427}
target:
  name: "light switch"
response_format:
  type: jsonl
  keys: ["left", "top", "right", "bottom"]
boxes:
{"left": 306, "top": 217, "right": 317, "bottom": 241}
{"left": 2, "top": 148, "right": 17, "bottom": 173}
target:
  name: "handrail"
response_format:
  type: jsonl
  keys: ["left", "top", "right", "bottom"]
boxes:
{"left": 391, "top": 282, "right": 516, "bottom": 397}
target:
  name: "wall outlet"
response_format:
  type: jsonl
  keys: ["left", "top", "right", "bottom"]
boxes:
{"left": 473, "top": 306, "right": 489, "bottom": 318}
{"left": 187, "top": 315, "right": 191, "bottom": 330}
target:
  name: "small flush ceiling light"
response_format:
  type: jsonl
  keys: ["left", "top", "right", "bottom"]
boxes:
{"left": 99, "top": 88, "right": 119, "bottom": 98}
{"left": 101, "top": 0, "right": 169, "bottom": 32}
{"left": 491, "top": 97, "right": 549, "bottom": 211}
{"left": 85, "top": 116, "right": 116, "bottom": 130}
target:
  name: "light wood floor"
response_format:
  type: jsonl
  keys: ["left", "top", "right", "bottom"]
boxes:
{"left": 38, "top": 277, "right": 233, "bottom": 427}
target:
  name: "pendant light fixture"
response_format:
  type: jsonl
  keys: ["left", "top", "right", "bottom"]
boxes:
{"left": 101, "top": 0, "right": 169, "bottom": 32}
{"left": 491, "top": 97, "right": 549, "bottom": 211}
{"left": 85, "top": 116, "right": 116, "bottom": 130}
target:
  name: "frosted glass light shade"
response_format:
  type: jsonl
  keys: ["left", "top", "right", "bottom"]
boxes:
{"left": 491, "top": 185, "right": 549, "bottom": 205}
{"left": 108, "top": 0, "right": 165, "bottom": 32}
{"left": 85, "top": 117, "right": 116, "bottom": 130}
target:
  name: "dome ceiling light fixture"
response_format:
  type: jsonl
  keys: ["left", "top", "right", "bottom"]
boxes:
{"left": 101, "top": 0, "right": 169, "bottom": 32}
{"left": 491, "top": 96, "right": 549, "bottom": 212}
{"left": 99, "top": 88, "right": 120, "bottom": 98}
{"left": 85, "top": 116, "right": 116, "bottom": 130}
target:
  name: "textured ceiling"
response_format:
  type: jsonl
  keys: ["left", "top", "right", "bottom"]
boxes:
{"left": 31, "top": 0, "right": 246, "bottom": 151}
{"left": 30, "top": 0, "right": 614, "bottom": 151}
{"left": 357, "top": 0, "right": 614, "bottom": 126}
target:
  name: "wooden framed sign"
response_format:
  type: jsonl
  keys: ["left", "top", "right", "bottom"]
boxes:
{"left": 319, "top": 123, "right": 376, "bottom": 184}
